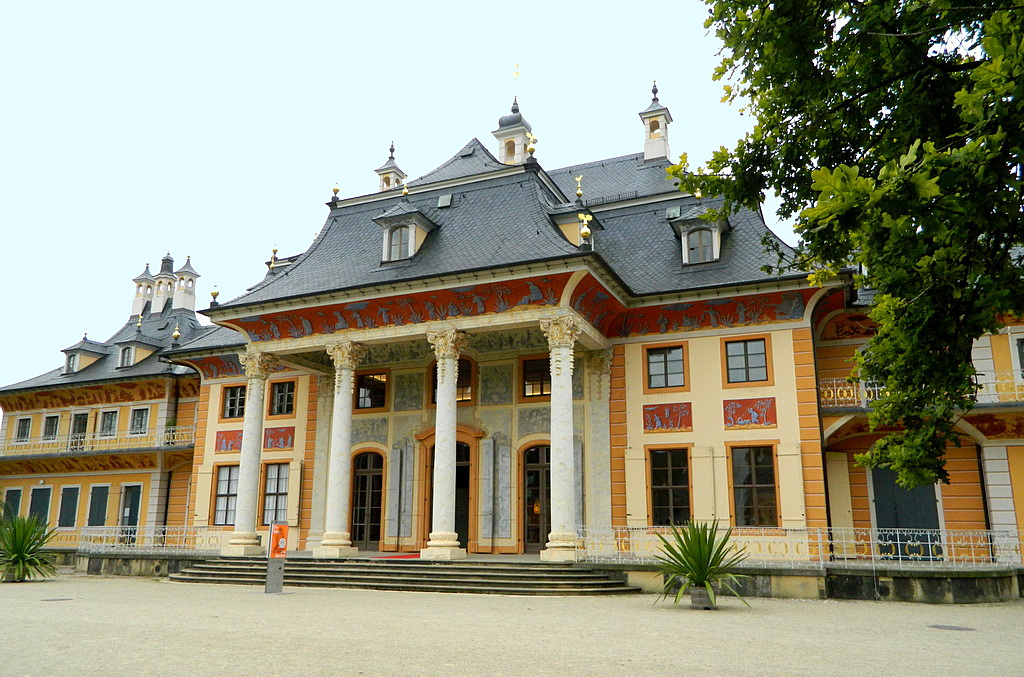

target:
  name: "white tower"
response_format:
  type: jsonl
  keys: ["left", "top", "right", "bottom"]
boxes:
{"left": 374, "top": 142, "right": 407, "bottom": 192}
{"left": 131, "top": 263, "right": 155, "bottom": 317}
{"left": 639, "top": 82, "right": 673, "bottom": 162}
{"left": 151, "top": 253, "right": 177, "bottom": 314}
{"left": 492, "top": 98, "right": 532, "bottom": 165}
{"left": 172, "top": 256, "right": 200, "bottom": 312}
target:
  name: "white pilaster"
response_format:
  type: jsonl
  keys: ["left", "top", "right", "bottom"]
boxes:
{"left": 314, "top": 341, "right": 364, "bottom": 558}
{"left": 222, "top": 350, "right": 275, "bottom": 556}
{"left": 540, "top": 315, "right": 582, "bottom": 562}
{"left": 421, "top": 328, "right": 467, "bottom": 560}
{"left": 981, "top": 445, "right": 1018, "bottom": 533}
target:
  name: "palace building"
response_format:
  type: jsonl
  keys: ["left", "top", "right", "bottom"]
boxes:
{"left": 3, "top": 87, "right": 1024, "bottom": 566}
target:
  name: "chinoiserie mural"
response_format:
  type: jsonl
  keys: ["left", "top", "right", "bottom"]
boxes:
{"left": 723, "top": 398, "right": 777, "bottom": 429}
{"left": 643, "top": 403, "right": 693, "bottom": 432}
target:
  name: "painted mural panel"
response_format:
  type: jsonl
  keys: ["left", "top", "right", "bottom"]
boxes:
{"left": 963, "top": 413, "right": 1024, "bottom": 440}
{"left": 0, "top": 380, "right": 170, "bottom": 411}
{"left": 215, "top": 430, "right": 243, "bottom": 452}
{"left": 643, "top": 403, "right": 693, "bottom": 432}
{"left": 723, "top": 398, "right": 777, "bottom": 429}
{"left": 263, "top": 426, "right": 295, "bottom": 450}
{"left": 393, "top": 372, "right": 424, "bottom": 411}
{"left": 820, "top": 312, "right": 878, "bottom": 341}
{"left": 0, "top": 453, "right": 158, "bottom": 475}
{"left": 190, "top": 355, "right": 245, "bottom": 380}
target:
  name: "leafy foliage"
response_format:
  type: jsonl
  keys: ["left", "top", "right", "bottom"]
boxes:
{"left": 672, "top": 2, "right": 1024, "bottom": 487}
{"left": 0, "top": 514, "right": 57, "bottom": 582}
{"left": 654, "top": 521, "right": 750, "bottom": 608}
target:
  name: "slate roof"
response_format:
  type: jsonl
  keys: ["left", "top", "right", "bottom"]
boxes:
{"left": 0, "top": 307, "right": 207, "bottom": 393}
{"left": 547, "top": 154, "right": 679, "bottom": 205}
{"left": 408, "top": 139, "right": 506, "bottom": 186}
{"left": 164, "top": 325, "right": 245, "bottom": 356}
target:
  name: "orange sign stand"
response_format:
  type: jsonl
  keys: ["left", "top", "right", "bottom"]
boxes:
{"left": 269, "top": 522, "right": 289, "bottom": 559}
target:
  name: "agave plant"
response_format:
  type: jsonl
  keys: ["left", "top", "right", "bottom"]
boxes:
{"left": 0, "top": 514, "right": 57, "bottom": 582}
{"left": 654, "top": 521, "right": 750, "bottom": 609}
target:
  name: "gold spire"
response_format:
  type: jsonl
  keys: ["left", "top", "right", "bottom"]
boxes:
{"left": 269, "top": 247, "right": 278, "bottom": 270}
{"left": 332, "top": 187, "right": 339, "bottom": 196}
{"left": 574, "top": 175, "right": 584, "bottom": 198}
{"left": 578, "top": 213, "right": 593, "bottom": 240}
{"left": 526, "top": 131, "right": 538, "bottom": 157}
{"left": 402, "top": 183, "right": 409, "bottom": 196}
{"left": 136, "top": 314, "right": 143, "bottom": 329}
{"left": 211, "top": 287, "right": 220, "bottom": 300}
{"left": 172, "top": 323, "right": 181, "bottom": 340}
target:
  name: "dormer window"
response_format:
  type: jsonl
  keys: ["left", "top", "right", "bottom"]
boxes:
{"left": 387, "top": 225, "right": 411, "bottom": 261}
{"left": 119, "top": 346, "right": 134, "bottom": 368}
{"left": 687, "top": 229, "right": 713, "bottom": 263}
{"left": 65, "top": 354, "right": 79, "bottom": 374}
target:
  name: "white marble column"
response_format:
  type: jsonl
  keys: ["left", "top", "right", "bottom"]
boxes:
{"left": 540, "top": 315, "right": 581, "bottom": 562}
{"left": 222, "top": 350, "right": 275, "bottom": 556}
{"left": 421, "top": 328, "right": 467, "bottom": 560}
{"left": 305, "top": 374, "right": 335, "bottom": 551}
{"left": 314, "top": 341, "right": 364, "bottom": 558}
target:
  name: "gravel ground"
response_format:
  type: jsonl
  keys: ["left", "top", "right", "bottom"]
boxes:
{"left": 1, "top": 572, "right": 1021, "bottom": 676}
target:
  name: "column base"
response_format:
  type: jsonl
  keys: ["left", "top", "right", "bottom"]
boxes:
{"left": 221, "top": 532, "right": 264, "bottom": 557}
{"left": 312, "top": 545, "right": 359, "bottom": 559}
{"left": 540, "top": 531, "right": 576, "bottom": 562}
{"left": 420, "top": 546, "right": 467, "bottom": 560}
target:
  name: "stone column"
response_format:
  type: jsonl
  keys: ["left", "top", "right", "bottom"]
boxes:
{"left": 222, "top": 350, "right": 275, "bottom": 556}
{"left": 421, "top": 328, "right": 467, "bottom": 560}
{"left": 540, "top": 315, "right": 581, "bottom": 562}
{"left": 314, "top": 341, "right": 364, "bottom": 558}
{"left": 306, "top": 374, "right": 335, "bottom": 551}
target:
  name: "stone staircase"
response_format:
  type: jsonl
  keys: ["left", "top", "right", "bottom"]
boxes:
{"left": 168, "top": 558, "right": 639, "bottom": 595}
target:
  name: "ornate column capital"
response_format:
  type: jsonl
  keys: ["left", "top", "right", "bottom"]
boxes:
{"left": 326, "top": 341, "right": 365, "bottom": 371}
{"left": 540, "top": 315, "right": 581, "bottom": 350}
{"left": 426, "top": 328, "right": 467, "bottom": 361}
{"left": 238, "top": 350, "right": 277, "bottom": 381}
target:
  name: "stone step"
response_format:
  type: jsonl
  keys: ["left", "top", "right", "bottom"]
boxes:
{"left": 184, "top": 562, "right": 607, "bottom": 581}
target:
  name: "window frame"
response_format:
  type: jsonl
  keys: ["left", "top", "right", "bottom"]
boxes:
{"left": 727, "top": 442, "right": 781, "bottom": 528}
{"left": 720, "top": 334, "right": 775, "bottom": 388}
{"left": 128, "top": 407, "right": 149, "bottom": 436}
{"left": 118, "top": 346, "right": 134, "bottom": 368}
{"left": 355, "top": 370, "right": 390, "bottom": 412}
{"left": 98, "top": 410, "right": 119, "bottom": 438}
{"left": 686, "top": 229, "right": 714, "bottom": 264}
{"left": 86, "top": 484, "right": 110, "bottom": 527}
{"left": 221, "top": 384, "right": 247, "bottom": 420}
{"left": 642, "top": 341, "right": 690, "bottom": 394}
{"left": 646, "top": 445, "right": 692, "bottom": 527}
{"left": 65, "top": 353, "right": 79, "bottom": 374}
{"left": 14, "top": 417, "right": 32, "bottom": 443}
{"left": 267, "top": 380, "right": 297, "bottom": 418}
{"left": 428, "top": 359, "right": 475, "bottom": 407}
{"left": 213, "top": 464, "right": 240, "bottom": 526}
{"left": 518, "top": 355, "right": 552, "bottom": 402}
{"left": 28, "top": 486, "right": 51, "bottom": 523}
{"left": 4, "top": 488, "right": 23, "bottom": 517}
{"left": 42, "top": 414, "right": 60, "bottom": 441}
{"left": 386, "top": 225, "right": 411, "bottom": 261}
{"left": 57, "top": 485, "right": 81, "bottom": 528}
{"left": 261, "top": 462, "right": 290, "bottom": 526}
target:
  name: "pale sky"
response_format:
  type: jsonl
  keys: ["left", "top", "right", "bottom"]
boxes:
{"left": 0, "top": 1, "right": 795, "bottom": 397}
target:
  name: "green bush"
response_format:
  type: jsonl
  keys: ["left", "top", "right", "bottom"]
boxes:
{"left": 0, "top": 514, "right": 57, "bottom": 582}
{"left": 654, "top": 521, "right": 750, "bottom": 608}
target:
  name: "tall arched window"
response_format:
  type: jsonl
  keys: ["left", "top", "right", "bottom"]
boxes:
{"left": 687, "top": 229, "right": 713, "bottom": 263}
{"left": 388, "top": 225, "right": 410, "bottom": 261}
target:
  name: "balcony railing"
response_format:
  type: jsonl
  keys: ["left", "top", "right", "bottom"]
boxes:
{"left": 576, "top": 526, "right": 1024, "bottom": 569}
{"left": 819, "top": 371, "right": 1024, "bottom": 409}
{"left": 0, "top": 425, "right": 196, "bottom": 457}
{"left": 79, "top": 525, "right": 222, "bottom": 555}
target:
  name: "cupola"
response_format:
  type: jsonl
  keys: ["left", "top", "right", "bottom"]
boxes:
{"left": 151, "top": 252, "right": 178, "bottom": 314}
{"left": 492, "top": 98, "right": 532, "bottom": 165}
{"left": 131, "top": 263, "right": 155, "bottom": 316}
{"left": 172, "top": 256, "right": 200, "bottom": 312}
{"left": 374, "top": 142, "right": 407, "bottom": 192}
{"left": 639, "top": 82, "right": 673, "bottom": 162}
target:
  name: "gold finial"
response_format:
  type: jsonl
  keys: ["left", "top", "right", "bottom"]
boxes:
{"left": 332, "top": 187, "right": 339, "bottom": 196}
{"left": 574, "top": 175, "right": 584, "bottom": 198}
{"left": 269, "top": 247, "right": 278, "bottom": 270}
{"left": 402, "top": 183, "right": 409, "bottom": 196}
{"left": 694, "top": 188, "right": 702, "bottom": 199}
{"left": 578, "top": 213, "right": 593, "bottom": 240}
{"left": 526, "top": 131, "right": 538, "bottom": 157}
{"left": 513, "top": 63, "right": 520, "bottom": 80}
{"left": 136, "top": 314, "right": 143, "bottom": 329}
{"left": 172, "top": 323, "right": 181, "bottom": 340}
{"left": 211, "top": 287, "right": 220, "bottom": 300}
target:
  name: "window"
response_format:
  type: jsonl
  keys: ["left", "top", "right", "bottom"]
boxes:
{"left": 214, "top": 465, "right": 240, "bottom": 526}
{"left": 731, "top": 446, "right": 778, "bottom": 527}
{"left": 43, "top": 415, "right": 59, "bottom": 440}
{"left": 387, "top": 225, "right": 410, "bottom": 261}
{"left": 431, "top": 359, "right": 473, "bottom": 404}
{"left": 119, "top": 346, "right": 134, "bottom": 368}
{"left": 687, "top": 229, "right": 713, "bottom": 263}
{"left": 28, "top": 487, "right": 51, "bottom": 523}
{"left": 522, "top": 358, "right": 551, "bottom": 398}
{"left": 1017, "top": 338, "right": 1024, "bottom": 378}
{"left": 222, "top": 385, "right": 246, "bottom": 419}
{"left": 725, "top": 338, "right": 768, "bottom": 384}
{"left": 87, "top": 486, "right": 109, "bottom": 526}
{"left": 15, "top": 418, "right": 31, "bottom": 443}
{"left": 262, "top": 463, "right": 289, "bottom": 525}
{"left": 356, "top": 373, "right": 388, "bottom": 409}
{"left": 269, "top": 381, "right": 295, "bottom": 416}
{"left": 58, "top": 487, "right": 80, "bottom": 527}
{"left": 129, "top": 408, "right": 149, "bottom": 435}
{"left": 65, "top": 353, "right": 78, "bottom": 373}
{"left": 4, "top": 488, "right": 22, "bottom": 517}
{"left": 99, "top": 411, "right": 118, "bottom": 437}
{"left": 646, "top": 345, "right": 685, "bottom": 389}
{"left": 650, "top": 449, "right": 690, "bottom": 525}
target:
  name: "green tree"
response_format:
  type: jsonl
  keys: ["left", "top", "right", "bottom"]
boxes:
{"left": 672, "top": 1, "right": 1024, "bottom": 487}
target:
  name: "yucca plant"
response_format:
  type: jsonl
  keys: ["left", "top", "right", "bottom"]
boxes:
{"left": 0, "top": 514, "right": 57, "bottom": 582}
{"left": 654, "top": 521, "right": 750, "bottom": 609}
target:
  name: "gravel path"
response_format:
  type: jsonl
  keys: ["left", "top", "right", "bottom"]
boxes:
{"left": 1, "top": 573, "right": 1021, "bottom": 676}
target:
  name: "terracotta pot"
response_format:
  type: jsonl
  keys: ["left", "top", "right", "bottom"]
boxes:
{"left": 689, "top": 586, "right": 716, "bottom": 610}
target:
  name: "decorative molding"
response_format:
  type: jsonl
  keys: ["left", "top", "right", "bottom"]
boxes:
{"left": 238, "top": 350, "right": 278, "bottom": 381}
{"left": 326, "top": 341, "right": 365, "bottom": 371}
{"left": 540, "top": 315, "right": 581, "bottom": 377}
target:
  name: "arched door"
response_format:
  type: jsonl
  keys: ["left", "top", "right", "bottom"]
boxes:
{"left": 351, "top": 452, "right": 384, "bottom": 550}
{"left": 522, "top": 445, "right": 551, "bottom": 553}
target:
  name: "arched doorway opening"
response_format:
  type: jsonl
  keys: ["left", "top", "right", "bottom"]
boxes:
{"left": 416, "top": 424, "right": 484, "bottom": 552}
{"left": 522, "top": 444, "right": 551, "bottom": 553}
{"left": 425, "top": 442, "right": 471, "bottom": 549}
{"left": 351, "top": 451, "right": 384, "bottom": 550}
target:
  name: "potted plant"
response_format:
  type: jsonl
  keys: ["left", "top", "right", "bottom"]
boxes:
{"left": 654, "top": 521, "right": 749, "bottom": 609}
{"left": 0, "top": 513, "right": 57, "bottom": 582}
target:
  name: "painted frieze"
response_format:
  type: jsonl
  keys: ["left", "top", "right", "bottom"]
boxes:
{"left": 215, "top": 430, "right": 243, "bottom": 452}
{"left": 643, "top": 403, "right": 693, "bottom": 432}
{"left": 263, "top": 426, "right": 295, "bottom": 450}
{"left": 723, "top": 398, "right": 777, "bottom": 429}
{"left": 0, "top": 452, "right": 158, "bottom": 475}
{"left": 0, "top": 379, "right": 172, "bottom": 411}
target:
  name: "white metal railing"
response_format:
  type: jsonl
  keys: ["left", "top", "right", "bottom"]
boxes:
{"left": 575, "top": 526, "right": 1024, "bottom": 570}
{"left": 0, "top": 425, "right": 196, "bottom": 456}
{"left": 819, "top": 371, "right": 1024, "bottom": 408}
{"left": 78, "top": 525, "right": 222, "bottom": 556}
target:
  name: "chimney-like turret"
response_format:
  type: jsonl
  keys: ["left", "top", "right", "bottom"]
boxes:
{"left": 151, "top": 252, "right": 177, "bottom": 314}
{"left": 639, "top": 82, "right": 673, "bottom": 162}
{"left": 172, "top": 256, "right": 200, "bottom": 312}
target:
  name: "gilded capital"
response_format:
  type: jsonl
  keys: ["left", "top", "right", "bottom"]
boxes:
{"left": 540, "top": 315, "right": 581, "bottom": 350}
{"left": 238, "top": 350, "right": 277, "bottom": 381}
{"left": 326, "top": 341, "right": 365, "bottom": 371}
{"left": 426, "top": 328, "right": 467, "bottom": 361}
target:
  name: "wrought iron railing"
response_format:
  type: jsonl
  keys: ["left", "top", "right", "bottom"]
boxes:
{"left": 575, "top": 526, "right": 1024, "bottom": 569}
{"left": 818, "top": 371, "right": 1024, "bottom": 408}
{"left": 78, "top": 525, "right": 222, "bottom": 556}
{"left": 0, "top": 425, "right": 196, "bottom": 456}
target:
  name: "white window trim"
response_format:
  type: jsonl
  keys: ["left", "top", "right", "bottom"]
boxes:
{"left": 1007, "top": 327, "right": 1024, "bottom": 384}
{"left": 65, "top": 353, "right": 79, "bottom": 374}
{"left": 118, "top": 346, "right": 134, "bottom": 368}
{"left": 14, "top": 417, "right": 32, "bottom": 444}
{"left": 383, "top": 224, "right": 413, "bottom": 262}
{"left": 98, "top": 410, "right": 119, "bottom": 438}
{"left": 42, "top": 414, "right": 60, "bottom": 441}
{"left": 128, "top": 407, "right": 150, "bottom": 436}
